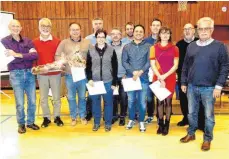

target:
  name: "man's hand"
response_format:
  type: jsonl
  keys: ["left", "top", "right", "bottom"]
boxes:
{"left": 138, "top": 70, "right": 144, "bottom": 77}
{"left": 181, "top": 85, "right": 187, "bottom": 93}
{"left": 5, "top": 49, "right": 22, "bottom": 58}
{"left": 213, "top": 88, "right": 221, "bottom": 98}
{"left": 88, "top": 80, "right": 94, "bottom": 87}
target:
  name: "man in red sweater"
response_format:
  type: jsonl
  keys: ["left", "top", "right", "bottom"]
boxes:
{"left": 33, "top": 18, "right": 64, "bottom": 127}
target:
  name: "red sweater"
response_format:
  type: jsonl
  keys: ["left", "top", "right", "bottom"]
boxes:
{"left": 33, "top": 36, "right": 61, "bottom": 75}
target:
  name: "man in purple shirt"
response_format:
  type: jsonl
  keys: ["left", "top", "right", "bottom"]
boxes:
{"left": 1, "top": 19, "right": 40, "bottom": 134}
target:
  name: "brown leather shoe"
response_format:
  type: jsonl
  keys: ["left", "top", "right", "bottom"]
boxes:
{"left": 201, "top": 141, "right": 211, "bottom": 151}
{"left": 180, "top": 134, "right": 196, "bottom": 143}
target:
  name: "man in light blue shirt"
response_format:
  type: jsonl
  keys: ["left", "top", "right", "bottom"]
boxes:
{"left": 85, "top": 17, "right": 111, "bottom": 45}
{"left": 121, "top": 22, "right": 134, "bottom": 45}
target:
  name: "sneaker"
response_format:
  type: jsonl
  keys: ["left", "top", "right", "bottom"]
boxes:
{"left": 54, "top": 116, "right": 64, "bottom": 127}
{"left": 81, "top": 118, "right": 88, "bottom": 125}
{"left": 92, "top": 124, "right": 100, "bottom": 131}
{"left": 71, "top": 119, "right": 77, "bottom": 126}
{"left": 105, "top": 125, "right": 111, "bottom": 132}
{"left": 139, "top": 122, "right": 146, "bottom": 132}
{"left": 27, "top": 123, "right": 40, "bottom": 130}
{"left": 126, "top": 120, "right": 135, "bottom": 130}
{"left": 144, "top": 117, "right": 154, "bottom": 124}
{"left": 41, "top": 117, "right": 51, "bottom": 128}
{"left": 18, "top": 124, "right": 26, "bottom": 134}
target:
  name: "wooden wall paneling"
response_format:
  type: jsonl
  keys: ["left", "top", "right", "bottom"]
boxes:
{"left": 130, "top": 2, "right": 135, "bottom": 25}
{"left": 134, "top": 2, "right": 140, "bottom": 24}
{"left": 111, "top": 2, "right": 117, "bottom": 29}
{"left": 125, "top": 1, "right": 131, "bottom": 27}
{"left": 139, "top": 2, "right": 145, "bottom": 27}
{"left": 120, "top": 2, "right": 126, "bottom": 31}
{"left": 144, "top": 1, "right": 149, "bottom": 37}
{"left": 116, "top": 1, "right": 121, "bottom": 29}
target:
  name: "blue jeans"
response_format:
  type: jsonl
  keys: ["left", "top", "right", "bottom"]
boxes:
{"left": 9, "top": 69, "right": 36, "bottom": 125}
{"left": 65, "top": 74, "right": 86, "bottom": 119}
{"left": 91, "top": 81, "right": 113, "bottom": 126}
{"left": 127, "top": 82, "right": 148, "bottom": 122}
{"left": 187, "top": 84, "right": 215, "bottom": 141}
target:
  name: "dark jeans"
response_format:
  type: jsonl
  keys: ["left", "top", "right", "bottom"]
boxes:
{"left": 113, "top": 78, "right": 128, "bottom": 118}
{"left": 146, "top": 82, "right": 155, "bottom": 117}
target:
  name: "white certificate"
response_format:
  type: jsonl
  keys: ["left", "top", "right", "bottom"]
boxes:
{"left": 0, "top": 42, "right": 15, "bottom": 71}
{"left": 122, "top": 77, "right": 142, "bottom": 92}
{"left": 86, "top": 81, "right": 107, "bottom": 95}
{"left": 113, "top": 87, "right": 119, "bottom": 95}
{"left": 71, "top": 67, "right": 86, "bottom": 82}
{"left": 149, "top": 80, "right": 171, "bottom": 101}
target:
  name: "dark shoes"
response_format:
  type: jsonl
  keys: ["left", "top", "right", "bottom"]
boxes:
{"left": 162, "top": 120, "right": 170, "bottom": 136}
{"left": 177, "top": 120, "right": 188, "bottom": 126}
{"left": 119, "top": 117, "right": 125, "bottom": 126}
{"left": 18, "top": 125, "right": 26, "bottom": 134}
{"left": 86, "top": 113, "right": 92, "bottom": 121}
{"left": 201, "top": 141, "right": 211, "bottom": 151}
{"left": 180, "top": 134, "right": 196, "bottom": 143}
{"left": 157, "top": 119, "right": 164, "bottom": 134}
{"left": 144, "top": 117, "right": 154, "bottom": 124}
{"left": 92, "top": 124, "right": 100, "bottom": 131}
{"left": 112, "top": 117, "right": 119, "bottom": 124}
{"left": 54, "top": 116, "right": 64, "bottom": 127}
{"left": 27, "top": 123, "right": 40, "bottom": 130}
{"left": 105, "top": 125, "right": 111, "bottom": 132}
{"left": 41, "top": 117, "right": 51, "bottom": 128}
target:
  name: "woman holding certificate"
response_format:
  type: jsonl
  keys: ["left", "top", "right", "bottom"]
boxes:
{"left": 149, "top": 27, "right": 179, "bottom": 136}
{"left": 86, "top": 29, "right": 118, "bottom": 132}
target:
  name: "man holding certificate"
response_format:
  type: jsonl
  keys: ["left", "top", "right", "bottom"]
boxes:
{"left": 55, "top": 22, "right": 91, "bottom": 126}
{"left": 86, "top": 29, "right": 118, "bottom": 132}
{"left": 122, "top": 24, "right": 151, "bottom": 132}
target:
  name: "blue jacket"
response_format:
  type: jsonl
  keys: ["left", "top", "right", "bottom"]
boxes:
{"left": 122, "top": 40, "right": 151, "bottom": 83}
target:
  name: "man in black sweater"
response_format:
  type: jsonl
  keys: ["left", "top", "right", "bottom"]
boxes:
{"left": 180, "top": 17, "right": 229, "bottom": 151}
{"left": 176, "top": 23, "right": 205, "bottom": 130}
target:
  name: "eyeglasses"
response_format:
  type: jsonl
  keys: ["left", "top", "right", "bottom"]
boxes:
{"left": 40, "top": 25, "right": 51, "bottom": 28}
{"left": 183, "top": 28, "right": 194, "bottom": 31}
{"left": 97, "top": 36, "right": 105, "bottom": 39}
{"left": 197, "top": 27, "right": 213, "bottom": 32}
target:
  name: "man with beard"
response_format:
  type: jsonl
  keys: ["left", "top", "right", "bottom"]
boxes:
{"left": 122, "top": 22, "right": 134, "bottom": 44}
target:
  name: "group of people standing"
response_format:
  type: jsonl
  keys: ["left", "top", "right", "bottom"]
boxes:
{"left": 2, "top": 16, "right": 228, "bottom": 151}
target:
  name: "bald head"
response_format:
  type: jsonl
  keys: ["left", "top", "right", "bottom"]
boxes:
{"left": 8, "top": 19, "right": 22, "bottom": 36}
{"left": 183, "top": 23, "right": 195, "bottom": 41}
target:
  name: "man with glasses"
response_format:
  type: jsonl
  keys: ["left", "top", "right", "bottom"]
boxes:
{"left": 33, "top": 18, "right": 63, "bottom": 128}
{"left": 55, "top": 22, "right": 91, "bottom": 126}
{"left": 180, "top": 17, "right": 229, "bottom": 151}
{"left": 1, "top": 20, "right": 39, "bottom": 134}
{"left": 110, "top": 27, "right": 127, "bottom": 126}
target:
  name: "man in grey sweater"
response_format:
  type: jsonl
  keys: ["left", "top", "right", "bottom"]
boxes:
{"left": 180, "top": 17, "right": 229, "bottom": 151}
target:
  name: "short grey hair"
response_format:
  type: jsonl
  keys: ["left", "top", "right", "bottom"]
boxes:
{"left": 197, "top": 17, "right": 214, "bottom": 28}
{"left": 39, "top": 18, "right": 52, "bottom": 27}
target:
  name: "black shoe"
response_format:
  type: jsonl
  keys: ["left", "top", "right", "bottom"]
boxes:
{"left": 86, "top": 113, "right": 92, "bottom": 121}
{"left": 112, "top": 117, "right": 119, "bottom": 124}
{"left": 54, "top": 116, "right": 64, "bottom": 127}
{"left": 157, "top": 119, "right": 164, "bottom": 134}
{"left": 105, "top": 125, "right": 111, "bottom": 132}
{"left": 134, "top": 114, "right": 139, "bottom": 122}
{"left": 27, "top": 123, "right": 40, "bottom": 130}
{"left": 119, "top": 117, "right": 125, "bottom": 126}
{"left": 18, "top": 124, "right": 26, "bottom": 134}
{"left": 41, "top": 117, "right": 51, "bottom": 128}
{"left": 162, "top": 120, "right": 170, "bottom": 136}
{"left": 92, "top": 124, "right": 100, "bottom": 131}
{"left": 144, "top": 117, "right": 154, "bottom": 124}
{"left": 177, "top": 120, "right": 188, "bottom": 126}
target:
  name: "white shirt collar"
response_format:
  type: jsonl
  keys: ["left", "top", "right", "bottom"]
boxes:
{"left": 40, "top": 35, "right": 53, "bottom": 42}
{"left": 196, "top": 38, "right": 214, "bottom": 46}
